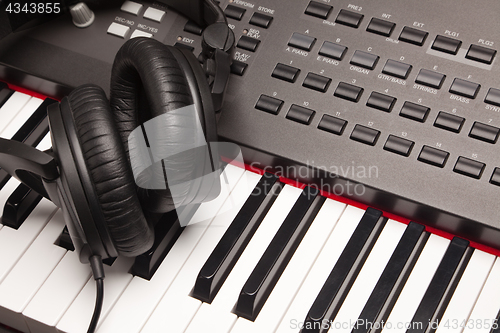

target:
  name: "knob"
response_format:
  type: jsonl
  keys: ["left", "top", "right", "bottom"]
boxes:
{"left": 70, "top": 3, "right": 95, "bottom": 28}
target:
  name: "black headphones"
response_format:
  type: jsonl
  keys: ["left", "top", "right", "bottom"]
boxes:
{"left": 0, "top": 0, "right": 235, "bottom": 263}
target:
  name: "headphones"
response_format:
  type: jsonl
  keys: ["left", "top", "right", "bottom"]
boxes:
{"left": 0, "top": 0, "right": 235, "bottom": 263}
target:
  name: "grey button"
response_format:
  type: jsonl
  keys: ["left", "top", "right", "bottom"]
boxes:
{"left": 288, "top": 32, "right": 316, "bottom": 51}
{"left": 121, "top": 1, "right": 143, "bottom": 15}
{"left": 272, "top": 63, "right": 300, "bottom": 83}
{"left": 335, "top": 9, "right": 363, "bottom": 28}
{"left": 399, "top": 101, "right": 430, "bottom": 122}
{"left": 286, "top": 105, "right": 315, "bottom": 125}
{"left": 366, "top": 91, "right": 396, "bottom": 112}
{"left": 433, "top": 111, "right": 464, "bottom": 133}
{"left": 485, "top": 88, "right": 500, "bottom": 106}
{"left": 131, "top": 30, "right": 152, "bottom": 38}
{"left": 466, "top": 44, "right": 496, "bottom": 64}
{"left": 469, "top": 122, "right": 500, "bottom": 144}
{"left": 399, "top": 26, "right": 428, "bottom": 46}
{"left": 366, "top": 17, "right": 395, "bottom": 37}
{"left": 384, "top": 135, "right": 414, "bottom": 156}
{"left": 350, "top": 50, "right": 379, "bottom": 70}
{"left": 255, "top": 95, "right": 283, "bottom": 115}
{"left": 454, "top": 156, "right": 485, "bottom": 179}
{"left": 303, "top": 72, "right": 331, "bottom": 92}
{"left": 415, "top": 69, "right": 446, "bottom": 89}
{"left": 449, "top": 78, "right": 480, "bottom": 99}
{"left": 418, "top": 146, "right": 449, "bottom": 168}
{"left": 305, "top": 1, "right": 332, "bottom": 19}
{"left": 318, "top": 41, "right": 347, "bottom": 60}
{"left": 107, "top": 23, "right": 130, "bottom": 38}
{"left": 350, "top": 124, "right": 380, "bottom": 146}
{"left": 382, "top": 59, "right": 412, "bottom": 79}
{"left": 334, "top": 82, "right": 363, "bottom": 102}
{"left": 432, "top": 35, "right": 462, "bottom": 55}
{"left": 144, "top": 7, "right": 165, "bottom": 22}
{"left": 318, "top": 115, "right": 347, "bottom": 135}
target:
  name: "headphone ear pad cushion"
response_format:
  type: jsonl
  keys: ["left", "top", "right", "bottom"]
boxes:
{"left": 68, "top": 84, "right": 154, "bottom": 256}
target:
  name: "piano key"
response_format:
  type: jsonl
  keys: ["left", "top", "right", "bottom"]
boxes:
{"left": 330, "top": 219, "right": 407, "bottom": 333}
{"left": 275, "top": 205, "right": 366, "bottom": 333}
{"left": 192, "top": 172, "right": 282, "bottom": 303}
{"left": 0, "top": 91, "right": 31, "bottom": 135}
{"left": 352, "top": 222, "right": 428, "bottom": 333}
{"left": 381, "top": 234, "right": 450, "bottom": 333}
{"left": 229, "top": 198, "right": 347, "bottom": 333}
{"left": 234, "top": 186, "right": 325, "bottom": 321}
{"left": 303, "top": 208, "right": 387, "bottom": 333}
{"left": 97, "top": 164, "right": 247, "bottom": 333}
{"left": 0, "top": 178, "right": 21, "bottom": 227}
{"left": 0, "top": 96, "right": 43, "bottom": 140}
{"left": 462, "top": 257, "right": 500, "bottom": 333}
{"left": 183, "top": 185, "right": 303, "bottom": 333}
{"left": 0, "top": 209, "right": 66, "bottom": 333}
{"left": 0, "top": 82, "right": 14, "bottom": 108}
{"left": 2, "top": 183, "right": 43, "bottom": 229}
{"left": 436, "top": 249, "right": 495, "bottom": 333}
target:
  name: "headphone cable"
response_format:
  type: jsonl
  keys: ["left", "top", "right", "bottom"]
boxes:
{"left": 87, "top": 255, "right": 105, "bottom": 333}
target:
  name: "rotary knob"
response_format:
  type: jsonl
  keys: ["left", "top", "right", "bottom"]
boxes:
{"left": 70, "top": 3, "right": 95, "bottom": 28}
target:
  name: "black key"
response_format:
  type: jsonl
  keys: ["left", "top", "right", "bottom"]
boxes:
{"left": 234, "top": 186, "right": 325, "bottom": 321}
{"left": 0, "top": 82, "right": 14, "bottom": 108}
{"left": 56, "top": 226, "right": 75, "bottom": 251}
{"left": 353, "top": 222, "right": 428, "bottom": 333}
{"left": 407, "top": 237, "right": 472, "bottom": 333}
{"left": 303, "top": 208, "right": 387, "bottom": 333}
{"left": 2, "top": 183, "right": 42, "bottom": 229}
{"left": 192, "top": 173, "right": 282, "bottom": 303}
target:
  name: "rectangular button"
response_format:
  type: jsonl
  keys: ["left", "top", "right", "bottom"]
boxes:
{"left": 490, "top": 168, "right": 500, "bottom": 186}
{"left": 131, "top": 30, "right": 152, "bottom": 38}
{"left": 224, "top": 4, "right": 246, "bottom": 20}
{"left": 230, "top": 60, "right": 248, "bottom": 76}
{"left": 174, "top": 42, "right": 194, "bottom": 52}
{"left": 335, "top": 9, "right": 363, "bottom": 28}
{"left": 237, "top": 36, "right": 260, "bottom": 52}
{"left": 107, "top": 23, "right": 130, "bottom": 38}
{"left": 286, "top": 104, "right": 315, "bottom": 125}
{"left": 382, "top": 59, "right": 412, "bottom": 79}
{"left": 453, "top": 156, "right": 485, "bottom": 179}
{"left": 449, "top": 78, "right": 480, "bottom": 99}
{"left": 399, "top": 26, "right": 428, "bottom": 46}
{"left": 485, "top": 88, "right": 500, "bottom": 106}
{"left": 317, "top": 115, "right": 347, "bottom": 135}
{"left": 466, "top": 44, "right": 496, "bottom": 64}
{"left": 469, "top": 121, "right": 500, "bottom": 144}
{"left": 384, "top": 135, "right": 414, "bottom": 156}
{"left": 366, "top": 17, "right": 395, "bottom": 37}
{"left": 350, "top": 124, "right": 380, "bottom": 145}
{"left": 434, "top": 111, "right": 464, "bottom": 133}
{"left": 121, "top": 1, "right": 143, "bottom": 15}
{"left": 288, "top": 32, "right": 316, "bottom": 51}
{"left": 249, "top": 12, "right": 273, "bottom": 28}
{"left": 184, "top": 21, "right": 202, "bottom": 35}
{"left": 305, "top": 1, "right": 332, "bottom": 19}
{"left": 418, "top": 146, "right": 449, "bottom": 168}
{"left": 432, "top": 35, "right": 462, "bottom": 55}
{"left": 143, "top": 7, "right": 165, "bottom": 22}
{"left": 303, "top": 72, "right": 331, "bottom": 92}
{"left": 366, "top": 91, "right": 396, "bottom": 112}
{"left": 255, "top": 95, "right": 283, "bottom": 115}
{"left": 399, "top": 101, "right": 430, "bottom": 122}
{"left": 334, "top": 82, "right": 363, "bottom": 102}
{"left": 318, "top": 41, "right": 347, "bottom": 60}
{"left": 271, "top": 63, "right": 300, "bottom": 83}
{"left": 350, "top": 50, "right": 379, "bottom": 70}
{"left": 415, "top": 69, "right": 446, "bottom": 89}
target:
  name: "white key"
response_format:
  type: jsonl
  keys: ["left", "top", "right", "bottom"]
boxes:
{"left": 140, "top": 171, "right": 266, "bottom": 333}
{"left": 462, "top": 257, "right": 500, "bottom": 333}
{"left": 0, "top": 96, "right": 43, "bottom": 139}
{"left": 276, "top": 205, "right": 366, "bottom": 333}
{"left": 381, "top": 234, "right": 450, "bottom": 333}
{"left": 36, "top": 133, "right": 53, "bottom": 151}
{"left": 0, "top": 91, "right": 31, "bottom": 135}
{"left": 436, "top": 250, "right": 495, "bottom": 333}
{"left": 328, "top": 220, "right": 407, "bottom": 333}
{"left": 97, "top": 164, "right": 246, "bottom": 333}
{"left": 0, "top": 209, "right": 66, "bottom": 332}
{"left": 184, "top": 185, "right": 304, "bottom": 333}
{"left": 230, "top": 199, "right": 347, "bottom": 333}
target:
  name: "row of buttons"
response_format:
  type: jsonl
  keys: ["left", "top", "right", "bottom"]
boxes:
{"left": 120, "top": 1, "right": 165, "bottom": 22}
{"left": 304, "top": 1, "right": 497, "bottom": 64}
{"left": 107, "top": 23, "right": 152, "bottom": 39}
{"left": 255, "top": 94, "right": 500, "bottom": 182}
{"left": 224, "top": 4, "right": 274, "bottom": 29}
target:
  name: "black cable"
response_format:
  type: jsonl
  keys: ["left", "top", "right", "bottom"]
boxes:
{"left": 87, "top": 255, "right": 105, "bottom": 333}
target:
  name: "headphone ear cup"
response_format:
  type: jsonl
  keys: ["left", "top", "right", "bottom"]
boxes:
{"left": 66, "top": 84, "right": 154, "bottom": 256}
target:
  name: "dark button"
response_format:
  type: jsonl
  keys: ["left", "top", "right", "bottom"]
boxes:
{"left": 485, "top": 88, "right": 500, "bottom": 106}
{"left": 303, "top": 72, "right": 332, "bottom": 92}
{"left": 334, "top": 82, "right": 364, "bottom": 102}
{"left": 469, "top": 122, "right": 500, "bottom": 144}
{"left": 288, "top": 32, "right": 316, "bottom": 51}
{"left": 433, "top": 111, "right": 465, "bottom": 133}
{"left": 384, "top": 135, "right": 414, "bottom": 156}
{"left": 399, "top": 101, "right": 430, "bottom": 122}
{"left": 350, "top": 124, "right": 380, "bottom": 145}
{"left": 184, "top": 21, "right": 202, "bottom": 35}
{"left": 271, "top": 63, "right": 300, "bottom": 83}
{"left": 466, "top": 44, "right": 497, "bottom": 64}
{"left": 366, "top": 91, "right": 396, "bottom": 112}
{"left": 335, "top": 9, "right": 363, "bottom": 28}
{"left": 249, "top": 12, "right": 273, "bottom": 28}
{"left": 237, "top": 35, "right": 260, "bottom": 52}
{"left": 304, "top": 1, "right": 332, "bottom": 19}
{"left": 350, "top": 50, "right": 379, "bottom": 70}
{"left": 224, "top": 4, "right": 246, "bottom": 20}
{"left": 174, "top": 42, "right": 194, "bottom": 52}
{"left": 255, "top": 94, "right": 283, "bottom": 115}
{"left": 286, "top": 104, "right": 315, "bottom": 125}
{"left": 490, "top": 168, "right": 500, "bottom": 186}
{"left": 418, "top": 146, "right": 449, "bottom": 168}
{"left": 398, "top": 26, "right": 428, "bottom": 46}
{"left": 453, "top": 156, "right": 485, "bottom": 179}
{"left": 317, "top": 114, "right": 347, "bottom": 135}
{"left": 318, "top": 41, "right": 347, "bottom": 60}
{"left": 382, "top": 59, "right": 412, "bottom": 79}
{"left": 230, "top": 60, "right": 248, "bottom": 76}
{"left": 366, "top": 17, "right": 395, "bottom": 37}
{"left": 449, "top": 78, "right": 480, "bottom": 99}
{"left": 432, "top": 35, "right": 462, "bottom": 55}
{"left": 415, "top": 69, "right": 446, "bottom": 89}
